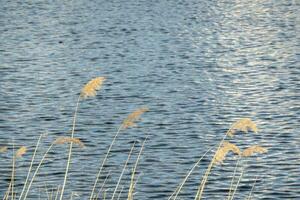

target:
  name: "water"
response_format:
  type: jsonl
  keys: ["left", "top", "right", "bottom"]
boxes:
{"left": 0, "top": 0, "right": 299, "bottom": 199}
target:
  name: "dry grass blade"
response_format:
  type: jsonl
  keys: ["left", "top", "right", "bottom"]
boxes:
{"left": 227, "top": 158, "right": 241, "bottom": 200}
{"left": 54, "top": 137, "right": 85, "bottom": 148}
{"left": 128, "top": 138, "right": 147, "bottom": 200}
{"left": 19, "top": 134, "right": 43, "bottom": 200}
{"left": 230, "top": 168, "right": 244, "bottom": 200}
{"left": 16, "top": 146, "right": 27, "bottom": 158}
{"left": 213, "top": 142, "right": 240, "bottom": 165}
{"left": 0, "top": 146, "right": 7, "bottom": 153}
{"left": 80, "top": 77, "right": 106, "bottom": 99}
{"left": 242, "top": 145, "right": 267, "bottom": 157}
{"left": 227, "top": 118, "right": 258, "bottom": 137}
{"left": 247, "top": 176, "right": 258, "bottom": 200}
{"left": 111, "top": 143, "right": 135, "bottom": 200}
{"left": 169, "top": 147, "right": 212, "bottom": 200}
{"left": 23, "top": 143, "right": 54, "bottom": 200}
{"left": 122, "top": 107, "right": 149, "bottom": 129}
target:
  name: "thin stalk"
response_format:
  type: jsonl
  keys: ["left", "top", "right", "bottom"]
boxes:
{"left": 23, "top": 143, "right": 54, "bottom": 200}
{"left": 111, "top": 143, "right": 135, "bottom": 200}
{"left": 18, "top": 134, "right": 43, "bottom": 200}
{"left": 194, "top": 137, "right": 226, "bottom": 200}
{"left": 117, "top": 186, "right": 124, "bottom": 200}
{"left": 247, "top": 176, "right": 258, "bottom": 200}
{"left": 11, "top": 143, "right": 15, "bottom": 200}
{"left": 170, "top": 147, "right": 212, "bottom": 200}
{"left": 229, "top": 169, "right": 244, "bottom": 200}
{"left": 3, "top": 182, "right": 12, "bottom": 200}
{"left": 95, "top": 171, "right": 111, "bottom": 200}
{"left": 227, "top": 157, "right": 241, "bottom": 200}
{"left": 127, "top": 137, "right": 147, "bottom": 200}
{"left": 59, "top": 96, "right": 80, "bottom": 200}
{"left": 195, "top": 123, "right": 237, "bottom": 200}
{"left": 89, "top": 125, "right": 123, "bottom": 200}
{"left": 54, "top": 186, "right": 60, "bottom": 200}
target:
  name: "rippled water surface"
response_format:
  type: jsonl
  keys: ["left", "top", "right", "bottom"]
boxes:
{"left": 1, "top": 0, "right": 299, "bottom": 199}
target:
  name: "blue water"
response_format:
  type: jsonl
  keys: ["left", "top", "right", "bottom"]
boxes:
{"left": 0, "top": 0, "right": 299, "bottom": 199}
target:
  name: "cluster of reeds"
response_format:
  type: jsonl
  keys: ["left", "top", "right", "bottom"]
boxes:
{"left": 1, "top": 77, "right": 149, "bottom": 200}
{"left": 168, "top": 118, "right": 268, "bottom": 200}
{"left": 0, "top": 76, "right": 268, "bottom": 200}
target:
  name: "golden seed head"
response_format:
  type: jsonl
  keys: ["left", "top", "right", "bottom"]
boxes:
{"left": 242, "top": 145, "right": 268, "bottom": 157}
{"left": 54, "top": 137, "right": 85, "bottom": 148}
{"left": 16, "top": 146, "right": 27, "bottom": 158}
{"left": 227, "top": 118, "right": 258, "bottom": 137}
{"left": 0, "top": 146, "right": 8, "bottom": 153}
{"left": 80, "top": 77, "right": 106, "bottom": 99}
{"left": 122, "top": 107, "right": 149, "bottom": 129}
{"left": 223, "top": 141, "right": 241, "bottom": 155}
{"left": 213, "top": 142, "right": 241, "bottom": 165}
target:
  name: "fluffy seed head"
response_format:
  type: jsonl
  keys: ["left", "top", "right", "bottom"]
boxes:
{"left": 122, "top": 107, "right": 149, "bottom": 129}
{"left": 54, "top": 137, "right": 85, "bottom": 148}
{"left": 213, "top": 142, "right": 241, "bottom": 165}
{"left": 80, "top": 77, "right": 106, "bottom": 99}
{"left": 242, "top": 145, "right": 268, "bottom": 157}
{"left": 16, "top": 146, "right": 27, "bottom": 158}
{"left": 0, "top": 146, "right": 7, "bottom": 153}
{"left": 227, "top": 118, "right": 258, "bottom": 137}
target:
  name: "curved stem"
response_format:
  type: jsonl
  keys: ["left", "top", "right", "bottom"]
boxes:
{"left": 227, "top": 157, "right": 241, "bottom": 200}
{"left": 230, "top": 168, "right": 244, "bottom": 200}
{"left": 23, "top": 143, "right": 54, "bottom": 200}
{"left": 128, "top": 137, "right": 147, "bottom": 200}
{"left": 170, "top": 147, "right": 212, "bottom": 200}
{"left": 111, "top": 143, "right": 135, "bottom": 200}
{"left": 194, "top": 126, "right": 234, "bottom": 200}
{"left": 59, "top": 96, "right": 80, "bottom": 200}
{"left": 247, "top": 176, "right": 258, "bottom": 200}
{"left": 89, "top": 125, "right": 123, "bottom": 200}
{"left": 18, "top": 134, "right": 43, "bottom": 200}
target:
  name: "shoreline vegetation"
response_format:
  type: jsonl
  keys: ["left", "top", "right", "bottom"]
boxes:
{"left": 0, "top": 77, "right": 267, "bottom": 200}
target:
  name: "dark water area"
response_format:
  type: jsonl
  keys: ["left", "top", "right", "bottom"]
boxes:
{"left": 0, "top": 0, "right": 299, "bottom": 199}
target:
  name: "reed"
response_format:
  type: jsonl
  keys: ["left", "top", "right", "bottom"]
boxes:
{"left": 111, "top": 143, "right": 135, "bottom": 200}
{"left": 19, "top": 134, "right": 43, "bottom": 200}
{"left": 195, "top": 118, "right": 258, "bottom": 200}
{"left": 89, "top": 107, "right": 148, "bottom": 200}
{"left": 169, "top": 147, "right": 213, "bottom": 200}
{"left": 60, "top": 77, "right": 105, "bottom": 200}
{"left": 128, "top": 137, "right": 148, "bottom": 200}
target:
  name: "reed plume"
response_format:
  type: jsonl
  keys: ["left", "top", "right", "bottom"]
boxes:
{"left": 80, "top": 77, "right": 106, "bottom": 99}
{"left": 242, "top": 145, "right": 267, "bottom": 157}
{"left": 213, "top": 142, "right": 240, "bottom": 165}
{"left": 16, "top": 146, "right": 27, "bottom": 158}
{"left": 0, "top": 146, "right": 7, "bottom": 153}
{"left": 227, "top": 118, "right": 258, "bottom": 137}
{"left": 54, "top": 137, "right": 85, "bottom": 148}
{"left": 122, "top": 107, "right": 149, "bottom": 129}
